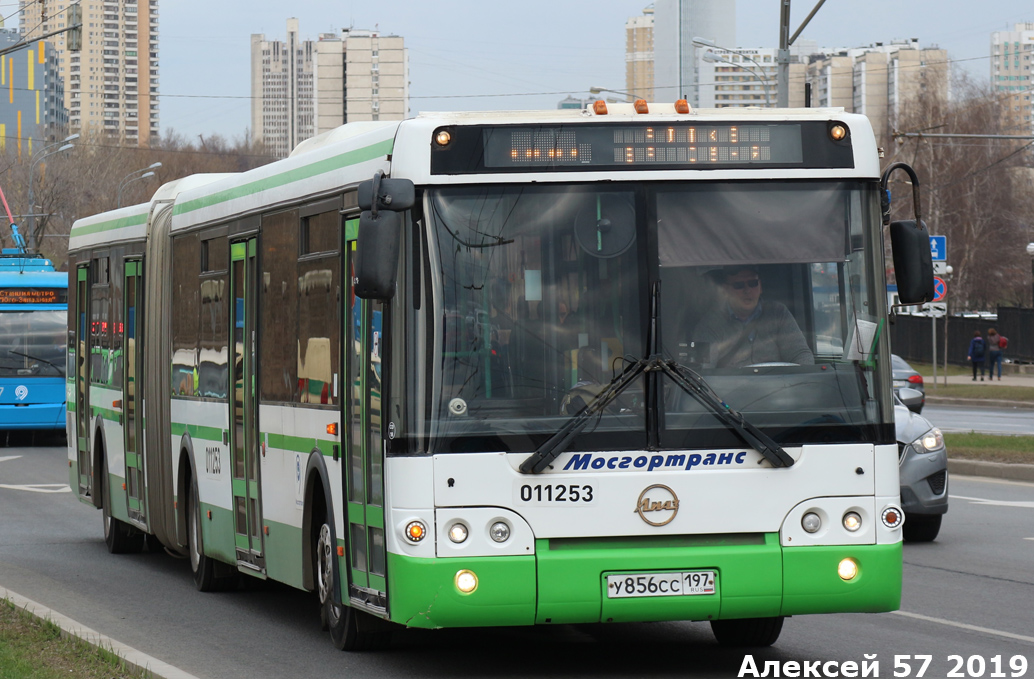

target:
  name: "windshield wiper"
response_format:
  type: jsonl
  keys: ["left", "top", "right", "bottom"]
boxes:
{"left": 518, "top": 355, "right": 655, "bottom": 474}
{"left": 8, "top": 349, "right": 62, "bottom": 375}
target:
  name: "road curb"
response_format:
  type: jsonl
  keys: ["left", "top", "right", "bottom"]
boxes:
{"left": 925, "top": 396, "right": 1034, "bottom": 409}
{"left": 0, "top": 587, "right": 200, "bottom": 679}
{"left": 948, "top": 459, "right": 1034, "bottom": 482}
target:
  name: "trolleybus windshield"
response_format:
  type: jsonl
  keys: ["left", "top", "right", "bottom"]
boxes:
{"left": 423, "top": 180, "right": 891, "bottom": 454}
{"left": 0, "top": 310, "right": 67, "bottom": 377}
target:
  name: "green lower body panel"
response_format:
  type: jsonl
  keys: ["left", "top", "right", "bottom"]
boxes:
{"left": 387, "top": 553, "right": 537, "bottom": 629}
{"left": 781, "top": 542, "right": 902, "bottom": 616}
{"left": 386, "top": 535, "right": 901, "bottom": 629}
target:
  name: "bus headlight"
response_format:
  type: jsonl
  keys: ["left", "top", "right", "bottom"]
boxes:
{"left": 842, "top": 511, "right": 862, "bottom": 532}
{"left": 801, "top": 512, "right": 822, "bottom": 533}
{"left": 489, "top": 521, "right": 511, "bottom": 543}
{"left": 448, "top": 522, "right": 469, "bottom": 544}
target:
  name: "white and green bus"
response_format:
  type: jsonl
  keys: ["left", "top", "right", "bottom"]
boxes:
{"left": 67, "top": 103, "right": 934, "bottom": 650}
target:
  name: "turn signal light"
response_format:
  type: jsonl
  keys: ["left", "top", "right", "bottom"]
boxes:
{"left": 112, "top": 399, "right": 122, "bottom": 409}
{"left": 593, "top": 100, "right": 608, "bottom": 115}
{"left": 405, "top": 520, "right": 427, "bottom": 543}
{"left": 337, "top": 546, "right": 345, "bottom": 557}
{"left": 326, "top": 423, "right": 337, "bottom": 436}
{"left": 633, "top": 99, "right": 649, "bottom": 114}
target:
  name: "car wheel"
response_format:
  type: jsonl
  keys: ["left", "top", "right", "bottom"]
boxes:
{"left": 710, "top": 616, "right": 784, "bottom": 647}
{"left": 903, "top": 514, "right": 941, "bottom": 542}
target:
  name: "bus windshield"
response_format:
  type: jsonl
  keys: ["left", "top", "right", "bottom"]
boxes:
{"left": 424, "top": 181, "right": 890, "bottom": 454}
{"left": 0, "top": 310, "right": 67, "bottom": 377}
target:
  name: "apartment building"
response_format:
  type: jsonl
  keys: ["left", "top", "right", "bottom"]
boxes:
{"left": 19, "top": 0, "right": 160, "bottom": 146}
{"left": 695, "top": 46, "right": 807, "bottom": 108}
{"left": 991, "top": 23, "right": 1034, "bottom": 135}
{"left": 252, "top": 20, "right": 408, "bottom": 158}
{"left": 625, "top": 5, "right": 654, "bottom": 102}
{"left": 0, "top": 28, "right": 67, "bottom": 154}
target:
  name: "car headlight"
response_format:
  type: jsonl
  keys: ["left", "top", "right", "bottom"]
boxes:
{"left": 913, "top": 427, "right": 944, "bottom": 453}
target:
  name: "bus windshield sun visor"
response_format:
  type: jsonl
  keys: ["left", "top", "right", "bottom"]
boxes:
{"left": 518, "top": 356, "right": 794, "bottom": 474}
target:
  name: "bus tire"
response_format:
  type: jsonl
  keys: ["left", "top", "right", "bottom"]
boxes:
{"left": 316, "top": 522, "right": 389, "bottom": 651}
{"left": 101, "top": 456, "right": 144, "bottom": 554}
{"left": 188, "top": 478, "right": 232, "bottom": 592}
{"left": 903, "top": 514, "right": 941, "bottom": 543}
{"left": 710, "top": 616, "right": 784, "bottom": 647}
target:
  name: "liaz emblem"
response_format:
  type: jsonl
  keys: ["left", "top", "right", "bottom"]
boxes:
{"left": 635, "top": 484, "right": 679, "bottom": 526}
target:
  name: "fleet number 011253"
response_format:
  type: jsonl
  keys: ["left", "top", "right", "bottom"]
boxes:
{"left": 515, "top": 483, "right": 594, "bottom": 504}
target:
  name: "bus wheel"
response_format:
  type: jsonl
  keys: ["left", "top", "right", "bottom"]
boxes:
{"left": 188, "top": 478, "right": 232, "bottom": 592}
{"left": 101, "top": 457, "right": 143, "bottom": 554}
{"left": 316, "top": 522, "right": 389, "bottom": 651}
{"left": 710, "top": 616, "right": 784, "bottom": 647}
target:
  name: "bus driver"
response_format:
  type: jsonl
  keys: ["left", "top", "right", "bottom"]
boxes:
{"left": 692, "top": 266, "right": 814, "bottom": 368}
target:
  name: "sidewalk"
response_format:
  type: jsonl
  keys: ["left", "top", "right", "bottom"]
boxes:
{"left": 921, "top": 369, "right": 1034, "bottom": 409}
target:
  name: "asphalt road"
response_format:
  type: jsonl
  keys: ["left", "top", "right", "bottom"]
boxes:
{"left": 923, "top": 404, "right": 1034, "bottom": 436}
{"left": 1, "top": 445, "right": 1032, "bottom": 679}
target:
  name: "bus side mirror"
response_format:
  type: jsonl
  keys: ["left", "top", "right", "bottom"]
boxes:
{"left": 355, "top": 209, "right": 402, "bottom": 300}
{"left": 889, "top": 219, "right": 934, "bottom": 304}
{"left": 358, "top": 175, "right": 415, "bottom": 211}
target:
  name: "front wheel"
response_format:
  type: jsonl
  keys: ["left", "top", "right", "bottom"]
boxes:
{"left": 101, "top": 457, "right": 144, "bottom": 554}
{"left": 188, "top": 478, "right": 238, "bottom": 591}
{"left": 316, "top": 522, "right": 389, "bottom": 651}
{"left": 710, "top": 616, "right": 784, "bottom": 647}
{"left": 903, "top": 514, "right": 941, "bottom": 542}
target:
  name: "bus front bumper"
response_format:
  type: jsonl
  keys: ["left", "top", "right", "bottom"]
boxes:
{"left": 386, "top": 535, "right": 902, "bottom": 629}
{"left": 0, "top": 403, "right": 66, "bottom": 430}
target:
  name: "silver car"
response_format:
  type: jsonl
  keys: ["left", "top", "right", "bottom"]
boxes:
{"left": 892, "top": 354, "right": 925, "bottom": 413}
{"left": 894, "top": 391, "right": 948, "bottom": 542}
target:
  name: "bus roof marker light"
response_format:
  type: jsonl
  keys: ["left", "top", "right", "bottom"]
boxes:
{"left": 455, "top": 569, "right": 478, "bottom": 594}
{"left": 405, "top": 520, "right": 427, "bottom": 543}
{"left": 633, "top": 99, "right": 649, "bottom": 114}
{"left": 435, "top": 130, "right": 452, "bottom": 147}
{"left": 838, "top": 558, "right": 859, "bottom": 581}
{"left": 830, "top": 124, "right": 848, "bottom": 141}
{"left": 593, "top": 100, "right": 608, "bottom": 115}
{"left": 674, "top": 99, "right": 691, "bottom": 114}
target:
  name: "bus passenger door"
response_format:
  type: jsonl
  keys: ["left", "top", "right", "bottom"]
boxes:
{"left": 122, "top": 261, "right": 146, "bottom": 526}
{"left": 74, "top": 265, "right": 92, "bottom": 497}
{"left": 344, "top": 233, "right": 388, "bottom": 611}
{"left": 230, "top": 238, "right": 264, "bottom": 572}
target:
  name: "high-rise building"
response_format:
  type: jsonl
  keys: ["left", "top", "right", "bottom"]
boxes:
{"left": 625, "top": 5, "right": 654, "bottom": 101}
{"left": 314, "top": 28, "right": 408, "bottom": 134}
{"left": 695, "top": 45, "right": 809, "bottom": 108}
{"left": 653, "top": 0, "right": 735, "bottom": 105}
{"left": 0, "top": 29, "right": 67, "bottom": 155}
{"left": 991, "top": 23, "right": 1034, "bottom": 134}
{"left": 251, "top": 19, "right": 314, "bottom": 159}
{"left": 807, "top": 40, "right": 949, "bottom": 138}
{"left": 19, "top": 0, "right": 160, "bottom": 147}
{"left": 252, "top": 20, "right": 408, "bottom": 158}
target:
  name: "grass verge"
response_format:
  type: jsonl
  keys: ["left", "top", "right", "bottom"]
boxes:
{"left": 0, "top": 598, "right": 147, "bottom": 679}
{"left": 923, "top": 383, "right": 1034, "bottom": 401}
{"left": 943, "top": 432, "right": 1034, "bottom": 464}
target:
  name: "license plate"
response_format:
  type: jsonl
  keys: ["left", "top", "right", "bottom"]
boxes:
{"left": 606, "top": 570, "right": 716, "bottom": 598}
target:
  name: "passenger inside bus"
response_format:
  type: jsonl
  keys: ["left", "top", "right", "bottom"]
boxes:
{"left": 691, "top": 265, "right": 814, "bottom": 368}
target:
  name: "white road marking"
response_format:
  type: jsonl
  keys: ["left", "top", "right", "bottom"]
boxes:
{"left": 1, "top": 587, "right": 201, "bottom": 679}
{"left": 949, "top": 494, "right": 1034, "bottom": 509}
{"left": 1025, "top": 538, "right": 1034, "bottom": 542}
{"left": 0, "top": 484, "right": 71, "bottom": 493}
{"left": 0, "top": 455, "right": 22, "bottom": 463}
{"left": 893, "top": 610, "right": 1034, "bottom": 645}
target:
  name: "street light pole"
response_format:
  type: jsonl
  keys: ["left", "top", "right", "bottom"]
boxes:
{"left": 1027, "top": 242, "right": 1034, "bottom": 308}
{"left": 776, "top": 0, "right": 828, "bottom": 107}
{"left": 117, "top": 162, "right": 162, "bottom": 208}
{"left": 588, "top": 86, "right": 645, "bottom": 102}
{"left": 26, "top": 133, "right": 78, "bottom": 252}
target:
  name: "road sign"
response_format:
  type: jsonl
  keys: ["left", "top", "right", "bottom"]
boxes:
{"left": 929, "top": 236, "right": 946, "bottom": 261}
{"left": 921, "top": 302, "right": 946, "bottom": 318}
{"left": 933, "top": 261, "right": 948, "bottom": 275}
{"left": 932, "top": 276, "right": 947, "bottom": 302}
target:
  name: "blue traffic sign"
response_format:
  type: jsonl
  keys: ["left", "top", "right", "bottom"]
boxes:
{"left": 929, "top": 236, "right": 946, "bottom": 261}
{"left": 932, "top": 276, "right": 947, "bottom": 302}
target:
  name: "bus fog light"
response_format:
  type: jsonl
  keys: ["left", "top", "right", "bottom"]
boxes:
{"left": 842, "top": 511, "right": 862, "bottom": 532}
{"left": 404, "top": 521, "right": 427, "bottom": 543}
{"left": 882, "top": 506, "right": 903, "bottom": 529}
{"left": 801, "top": 512, "right": 821, "bottom": 533}
{"left": 489, "top": 521, "right": 510, "bottom": 543}
{"left": 455, "top": 569, "right": 478, "bottom": 593}
{"left": 448, "top": 522, "right": 469, "bottom": 543}
{"left": 838, "top": 558, "right": 859, "bottom": 581}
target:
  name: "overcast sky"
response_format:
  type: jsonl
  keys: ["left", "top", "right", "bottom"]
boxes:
{"left": 145, "top": 0, "right": 1033, "bottom": 140}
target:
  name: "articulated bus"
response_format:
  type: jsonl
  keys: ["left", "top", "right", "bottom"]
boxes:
{"left": 67, "top": 104, "right": 933, "bottom": 650}
{"left": 1, "top": 233, "right": 68, "bottom": 434}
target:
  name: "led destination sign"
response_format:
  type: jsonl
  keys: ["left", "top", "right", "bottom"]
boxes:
{"left": 0, "top": 288, "right": 66, "bottom": 305}
{"left": 430, "top": 121, "right": 854, "bottom": 174}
